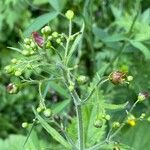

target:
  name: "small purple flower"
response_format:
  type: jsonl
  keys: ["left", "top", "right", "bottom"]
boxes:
{"left": 32, "top": 32, "right": 44, "bottom": 47}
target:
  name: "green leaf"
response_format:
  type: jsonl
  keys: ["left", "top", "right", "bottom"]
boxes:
{"left": 67, "top": 23, "right": 85, "bottom": 63}
{"left": 24, "top": 11, "right": 59, "bottom": 37}
{"left": 130, "top": 41, "right": 150, "bottom": 59}
{"left": 48, "top": 0, "right": 66, "bottom": 12}
{"left": 103, "top": 102, "right": 129, "bottom": 110}
{"left": 48, "top": 81, "right": 68, "bottom": 98}
{"left": 33, "top": 108, "right": 71, "bottom": 149}
{"left": 52, "top": 100, "right": 70, "bottom": 115}
{"left": 122, "top": 121, "right": 150, "bottom": 150}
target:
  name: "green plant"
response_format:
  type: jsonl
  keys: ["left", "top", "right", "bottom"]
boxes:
{"left": 4, "top": 3, "right": 150, "bottom": 149}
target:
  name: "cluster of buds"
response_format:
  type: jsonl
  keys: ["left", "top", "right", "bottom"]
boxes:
{"left": 94, "top": 114, "right": 111, "bottom": 128}
{"left": 36, "top": 106, "right": 52, "bottom": 117}
{"left": 109, "top": 71, "right": 133, "bottom": 85}
{"left": 22, "top": 37, "right": 38, "bottom": 56}
{"left": 5, "top": 63, "right": 23, "bottom": 77}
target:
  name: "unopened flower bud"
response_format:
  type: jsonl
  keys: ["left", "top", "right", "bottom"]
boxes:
{"left": 24, "top": 38, "right": 31, "bottom": 45}
{"left": 138, "top": 92, "right": 149, "bottom": 102}
{"left": 109, "top": 71, "right": 126, "bottom": 85}
{"left": 41, "top": 26, "right": 51, "bottom": 34}
{"left": 4, "top": 65, "right": 14, "bottom": 73}
{"left": 147, "top": 117, "right": 150, "bottom": 122}
{"left": 22, "top": 122, "right": 28, "bottom": 128}
{"left": 127, "top": 76, "right": 133, "bottom": 81}
{"left": 43, "top": 108, "right": 52, "bottom": 117}
{"left": 22, "top": 50, "right": 30, "bottom": 56}
{"left": 14, "top": 70, "right": 22, "bottom": 76}
{"left": 105, "top": 114, "right": 111, "bottom": 120}
{"left": 52, "top": 32, "right": 59, "bottom": 38}
{"left": 65, "top": 10, "right": 74, "bottom": 20}
{"left": 56, "top": 38, "right": 61, "bottom": 44}
{"left": 94, "top": 119, "right": 103, "bottom": 128}
{"left": 11, "top": 58, "right": 17, "bottom": 64}
{"left": 77, "top": 75, "right": 88, "bottom": 84}
{"left": 6, "top": 83, "right": 18, "bottom": 94}
{"left": 113, "top": 122, "right": 120, "bottom": 128}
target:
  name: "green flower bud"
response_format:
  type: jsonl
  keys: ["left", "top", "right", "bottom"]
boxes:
{"left": 68, "top": 85, "right": 74, "bottom": 92}
{"left": 41, "top": 26, "right": 51, "bottom": 34}
{"left": 22, "top": 122, "right": 28, "bottom": 128}
{"left": 22, "top": 50, "right": 30, "bottom": 56}
{"left": 48, "top": 36, "right": 53, "bottom": 40}
{"left": 65, "top": 10, "right": 74, "bottom": 20}
{"left": 140, "top": 113, "right": 146, "bottom": 118}
{"left": 147, "top": 117, "right": 150, "bottom": 122}
{"left": 4, "top": 65, "right": 14, "bottom": 73}
{"left": 14, "top": 70, "right": 22, "bottom": 76}
{"left": 30, "top": 50, "right": 35, "bottom": 55}
{"left": 105, "top": 114, "right": 111, "bottom": 120}
{"left": 56, "top": 38, "right": 61, "bottom": 44}
{"left": 43, "top": 108, "right": 52, "bottom": 117}
{"left": 36, "top": 106, "right": 44, "bottom": 113}
{"left": 77, "top": 75, "right": 88, "bottom": 84}
{"left": 24, "top": 44, "right": 30, "bottom": 50}
{"left": 52, "top": 32, "right": 59, "bottom": 38}
{"left": 30, "top": 42, "right": 36, "bottom": 49}
{"left": 94, "top": 119, "right": 103, "bottom": 128}
{"left": 113, "top": 122, "right": 120, "bottom": 128}
{"left": 11, "top": 58, "right": 17, "bottom": 64}
{"left": 127, "top": 76, "right": 133, "bottom": 81}
{"left": 46, "top": 41, "right": 51, "bottom": 49}
{"left": 24, "top": 38, "right": 31, "bottom": 45}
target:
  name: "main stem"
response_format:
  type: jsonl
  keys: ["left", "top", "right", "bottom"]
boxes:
{"left": 76, "top": 104, "right": 84, "bottom": 150}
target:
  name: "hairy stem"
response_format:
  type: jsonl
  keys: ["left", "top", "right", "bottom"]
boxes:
{"left": 76, "top": 104, "right": 84, "bottom": 150}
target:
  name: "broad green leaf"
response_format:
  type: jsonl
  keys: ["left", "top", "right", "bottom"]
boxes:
{"left": 130, "top": 41, "right": 150, "bottom": 59}
{"left": 48, "top": 0, "right": 66, "bottom": 12}
{"left": 33, "top": 0, "right": 48, "bottom": 5}
{"left": 24, "top": 11, "right": 59, "bottom": 37}
{"left": 122, "top": 121, "right": 150, "bottom": 150}
{"left": 33, "top": 109, "right": 71, "bottom": 149}
{"left": 103, "top": 102, "right": 129, "bottom": 110}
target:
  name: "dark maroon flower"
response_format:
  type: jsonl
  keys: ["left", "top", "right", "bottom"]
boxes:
{"left": 32, "top": 32, "right": 44, "bottom": 47}
{"left": 6, "top": 83, "right": 18, "bottom": 94}
{"left": 138, "top": 91, "right": 149, "bottom": 101}
{"left": 109, "top": 71, "right": 126, "bottom": 85}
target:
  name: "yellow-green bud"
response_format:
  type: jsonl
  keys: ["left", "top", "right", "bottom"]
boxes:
{"left": 22, "top": 50, "right": 30, "bottom": 56}
{"left": 94, "top": 119, "right": 103, "bottom": 128}
{"left": 48, "top": 36, "right": 53, "bottom": 40}
{"left": 43, "top": 108, "right": 52, "bottom": 117}
{"left": 24, "top": 38, "right": 31, "bottom": 45}
{"left": 30, "top": 50, "right": 35, "bottom": 55}
{"left": 105, "top": 114, "right": 111, "bottom": 120}
{"left": 41, "top": 26, "right": 51, "bottom": 34}
{"left": 52, "top": 32, "right": 59, "bottom": 38}
{"left": 4, "top": 65, "right": 14, "bottom": 73}
{"left": 14, "top": 70, "right": 22, "bottom": 76}
{"left": 147, "top": 117, "right": 150, "bottom": 122}
{"left": 65, "top": 10, "right": 74, "bottom": 20}
{"left": 56, "top": 38, "right": 61, "bottom": 44}
{"left": 30, "top": 42, "right": 36, "bottom": 49}
{"left": 11, "top": 58, "right": 17, "bottom": 64}
{"left": 22, "top": 122, "right": 28, "bottom": 128}
{"left": 68, "top": 85, "right": 74, "bottom": 92}
{"left": 36, "top": 106, "right": 43, "bottom": 113}
{"left": 113, "top": 122, "right": 120, "bottom": 128}
{"left": 140, "top": 113, "right": 146, "bottom": 119}
{"left": 127, "top": 76, "right": 133, "bottom": 81}
{"left": 77, "top": 75, "right": 87, "bottom": 84}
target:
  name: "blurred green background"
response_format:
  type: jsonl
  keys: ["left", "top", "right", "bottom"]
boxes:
{"left": 0, "top": 0, "right": 150, "bottom": 149}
